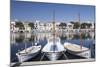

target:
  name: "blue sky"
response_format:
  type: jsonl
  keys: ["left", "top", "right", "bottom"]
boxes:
{"left": 11, "top": 0, "right": 95, "bottom": 22}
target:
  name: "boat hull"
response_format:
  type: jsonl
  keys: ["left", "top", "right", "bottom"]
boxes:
{"left": 67, "top": 49, "right": 90, "bottom": 58}
{"left": 16, "top": 52, "right": 39, "bottom": 62}
{"left": 64, "top": 42, "right": 91, "bottom": 58}
{"left": 16, "top": 45, "right": 41, "bottom": 62}
{"left": 44, "top": 52, "right": 63, "bottom": 61}
{"left": 42, "top": 37, "right": 66, "bottom": 61}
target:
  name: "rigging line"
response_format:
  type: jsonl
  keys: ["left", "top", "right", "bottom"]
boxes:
{"left": 40, "top": 53, "right": 46, "bottom": 61}
{"left": 62, "top": 51, "right": 68, "bottom": 59}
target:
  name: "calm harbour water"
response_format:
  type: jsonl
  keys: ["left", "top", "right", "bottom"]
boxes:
{"left": 11, "top": 32, "right": 95, "bottom": 62}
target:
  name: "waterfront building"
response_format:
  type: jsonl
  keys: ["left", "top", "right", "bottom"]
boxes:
{"left": 10, "top": 21, "right": 16, "bottom": 32}
{"left": 23, "top": 22, "right": 32, "bottom": 33}
{"left": 11, "top": 21, "right": 20, "bottom": 32}
{"left": 66, "top": 22, "right": 73, "bottom": 29}
{"left": 34, "top": 20, "right": 53, "bottom": 32}
{"left": 10, "top": 20, "right": 95, "bottom": 33}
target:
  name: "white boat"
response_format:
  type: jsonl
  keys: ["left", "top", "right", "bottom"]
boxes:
{"left": 63, "top": 13, "right": 91, "bottom": 59}
{"left": 16, "top": 23, "right": 42, "bottom": 62}
{"left": 64, "top": 42, "right": 91, "bottom": 58}
{"left": 42, "top": 37, "right": 66, "bottom": 61}
{"left": 16, "top": 43, "right": 41, "bottom": 62}
{"left": 42, "top": 10, "right": 66, "bottom": 61}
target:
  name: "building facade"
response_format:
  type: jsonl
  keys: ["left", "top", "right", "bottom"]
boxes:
{"left": 10, "top": 20, "right": 94, "bottom": 33}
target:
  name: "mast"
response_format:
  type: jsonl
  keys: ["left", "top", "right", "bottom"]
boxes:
{"left": 78, "top": 13, "right": 83, "bottom": 50}
{"left": 25, "top": 23, "right": 27, "bottom": 53}
{"left": 52, "top": 10, "right": 56, "bottom": 51}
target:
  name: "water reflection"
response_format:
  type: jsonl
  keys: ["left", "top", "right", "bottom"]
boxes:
{"left": 11, "top": 32, "right": 94, "bottom": 44}
{"left": 11, "top": 32, "right": 95, "bottom": 62}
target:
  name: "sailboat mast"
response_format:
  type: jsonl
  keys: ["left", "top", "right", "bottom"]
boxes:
{"left": 78, "top": 13, "right": 83, "bottom": 49}
{"left": 25, "top": 24, "right": 27, "bottom": 53}
{"left": 53, "top": 10, "right": 55, "bottom": 34}
{"left": 52, "top": 10, "right": 56, "bottom": 51}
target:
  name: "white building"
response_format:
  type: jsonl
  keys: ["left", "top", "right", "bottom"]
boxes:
{"left": 91, "top": 22, "right": 95, "bottom": 29}
{"left": 10, "top": 21, "right": 15, "bottom": 32}
{"left": 11, "top": 20, "right": 94, "bottom": 33}
{"left": 11, "top": 21, "right": 32, "bottom": 33}
{"left": 34, "top": 21, "right": 44, "bottom": 31}
{"left": 34, "top": 21, "right": 74, "bottom": 32}
{"left": 66, "top": 23, "right": 73, "bottom": 29}
{"left": 10, "top": 21, "right": 20, "bottom": 32}
{"left": 84, "top": 21, "right": 95, "bottom": 29}
{"left": 34, "top": 21, "right": 53, "bottom": 32}
{"left": 23, "top": 22, "right": 32, "bottom": 33}
{"left": 55, "top": 22, "right": 60, "bottom": 31}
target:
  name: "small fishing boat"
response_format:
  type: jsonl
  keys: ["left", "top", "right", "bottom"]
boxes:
{"left": 42, "top": 37, "right": 66, "bottom": 61}
{"left": 16, "top": 25, "right": 41, "bottom": 62}
{"left": 64, "top": 42, "right": 91, "bottom": 58}
{"left": 64, "top": 13, "right": 91, "bottom": 59}
{"left": 16, "top": 43, "right": 41, "bottom": 62}
{"left": 42, "top": 10, "right": 66, "bottom": 61}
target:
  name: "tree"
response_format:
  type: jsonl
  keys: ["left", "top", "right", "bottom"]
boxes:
{"left": 73, "top": 22, "right": 80, "bottom": 29}
{"left": 15, "top": 21, "right": 24, "bottom": 30}
{"left": 70, "top": 21, "right": 92, "bottom": 29}
{"left": 81, "top": 23, "right": 87, "bottom": 29}
{"left": 59, "top": 22, "right": 67, "bottom": 29}
{"left": 70, "top": 21, "right": 80, "bottom": 29}
{"left": 28, "top": 23, "right": 34, "bottom": 29}
{"left": 70, "top": 21, "right": 75, "bottom": 24}
{"left": 87, "top": 23, "right": 92, "bottom": 28}
{"left": 81, "top": 23, "right": 92, "bottom": 29}
{"left": 44, "top": 24, "right": 47, "bottom": 31}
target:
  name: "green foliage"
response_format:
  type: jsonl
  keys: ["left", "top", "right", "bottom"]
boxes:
{"left": 15, "top": 21, "right": 25, "bottom": 29}
{"left": 81, "top": 23, "right": 87, "bottom": 29}
{"left": 59, "top": 22, "right": 67, "bottom": 29}
{"left": 81, "top": 23, "right": 92, "bottom": 29}
{"left": 70, "top": 21, "right": 92, "bottom": 29}
{"left": 28, "top": 23, "right": 34, "bottom": 29}
{"left": 73, "top": 22, "right": 80, "bottom": 29}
